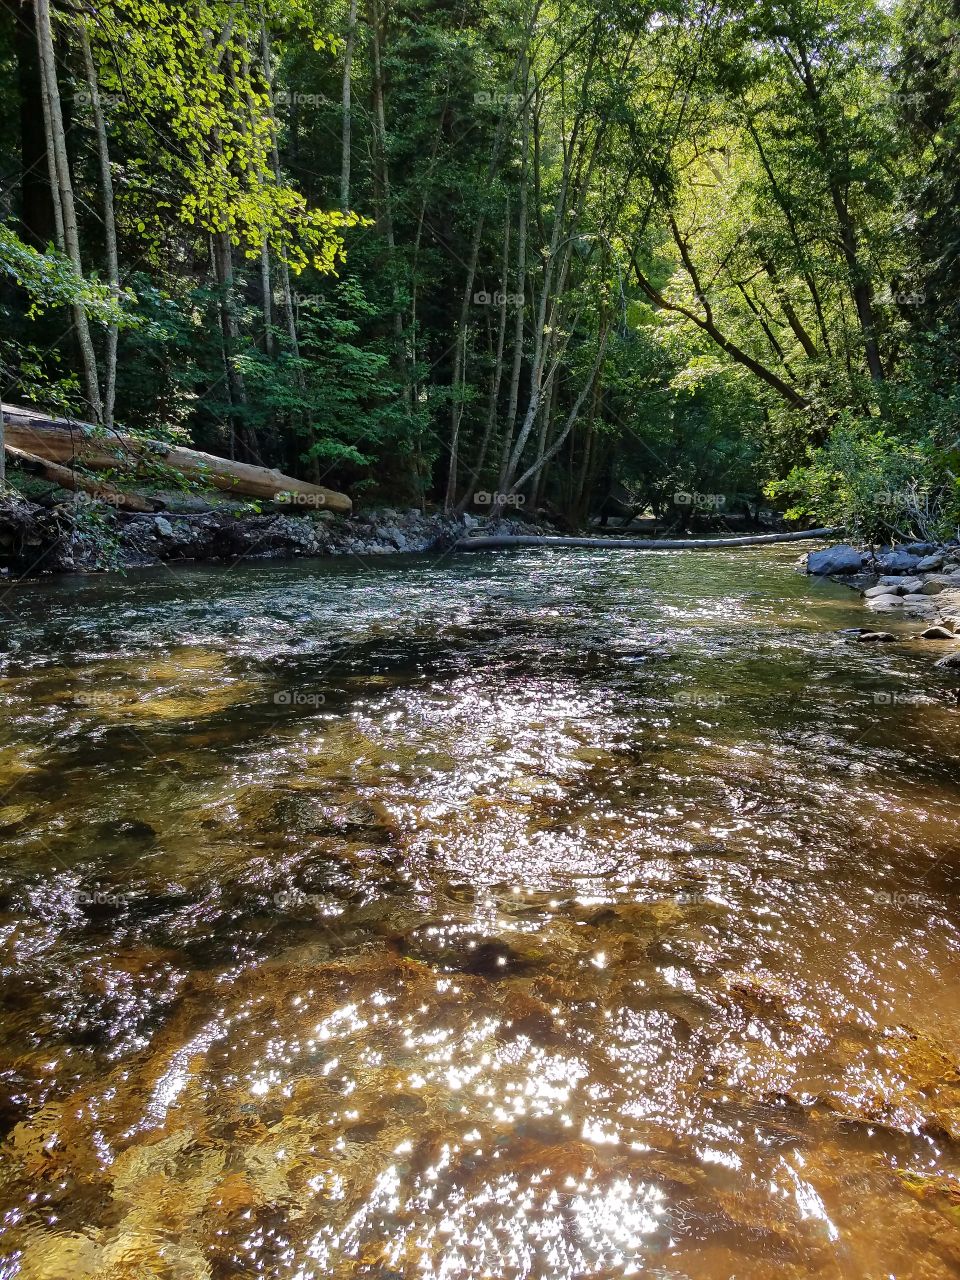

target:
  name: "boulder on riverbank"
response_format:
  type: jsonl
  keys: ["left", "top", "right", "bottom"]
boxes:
{"left": 807, "top": 544, "right": 866, "bottom": 575}
{"left": 806, "top": 540, "right": 960, "bottom": 664}
{"left": 807, "top": 540, "right": 960, "bottom": 579}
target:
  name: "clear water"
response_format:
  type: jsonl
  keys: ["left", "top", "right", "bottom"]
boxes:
{"left": 1, "top": 547, "right": 959, "bottom": 1279}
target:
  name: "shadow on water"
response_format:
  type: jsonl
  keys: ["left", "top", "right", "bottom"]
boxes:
{"left": 0, "top": 547, "right": 959, "bottom": 1278}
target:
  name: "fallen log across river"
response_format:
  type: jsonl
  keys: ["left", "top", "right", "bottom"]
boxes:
{"left": 456, "top": 527, "right": 839, "bottom": 551}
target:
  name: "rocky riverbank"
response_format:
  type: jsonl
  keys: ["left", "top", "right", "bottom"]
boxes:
{"left": 0, "top": 492, "right": 550, "bottom": 579}
{"left": 806, "top": 540, "right": 960, "bottom": 667}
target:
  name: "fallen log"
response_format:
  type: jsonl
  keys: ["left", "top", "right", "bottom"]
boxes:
{"left": 457, "top": 528, "right": 840, "bottom": 551}
{"left": 4, "top": 445, "right": 159, "bottom": 512}
{"left": 1, "top": 403, "right": 352, "bottom": 513}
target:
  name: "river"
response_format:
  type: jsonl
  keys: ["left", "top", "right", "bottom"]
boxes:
{"left": 1, "top": 547, "right": 959, "bottom": 1278}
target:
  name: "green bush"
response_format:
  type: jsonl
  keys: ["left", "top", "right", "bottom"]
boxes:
{"left": 765, "top": 415, "right": 960, "bottom": 542}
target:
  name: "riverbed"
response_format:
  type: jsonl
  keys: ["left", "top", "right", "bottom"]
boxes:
{"left": 1, "top": 547, "right": 959, "bottom": 1278}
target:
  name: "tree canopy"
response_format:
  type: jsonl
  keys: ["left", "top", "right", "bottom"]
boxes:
{"left": 0, "top": 0, "right": 958, "bottom": 535}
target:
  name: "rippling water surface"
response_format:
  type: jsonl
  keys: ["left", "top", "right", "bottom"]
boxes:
{"left": 1, "top": 546, "right": 960, "bottom": 1279}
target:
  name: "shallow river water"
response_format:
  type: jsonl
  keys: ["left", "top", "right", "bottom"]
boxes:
{"left": 1, "top": 546, "right": 960, "bottom": 1279}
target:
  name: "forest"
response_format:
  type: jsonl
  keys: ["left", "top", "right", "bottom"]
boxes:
{"left": 1, "top": 0, "right": 959, "bottom": 537}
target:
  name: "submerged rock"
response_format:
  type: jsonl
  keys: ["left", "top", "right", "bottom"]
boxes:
{"left": 97, "top": 818, "right": 157, "bottom": 843}
{"left": 396, "top": 926, "right": 540, "bottom": 978}
{"left": 858, "top": 631, "right": 896, "bottom": 643}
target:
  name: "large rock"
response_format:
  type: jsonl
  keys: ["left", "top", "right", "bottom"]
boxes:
{"left": 807, "top": 544, "right": 864, "bottom": 575}
{"left": 877, "top": 549, "right": 924, "bottom": 574}
{"left": 381, "top": 525, "right": 408, "bottom": 551}
{"left": 857, "top": 631, "right": 897, "bottom": 643}
{"left": 919, "top": 576, "right": 954, "bottom": 595}
{"left": 867, "top": 594, "right": 905, "bottom": 611}
{"left": 920, "top": 626, "right": 956, "bottom": 641}
{"left": 916, "top": 553, "right": 946, "bottom": 572}
{"left": 935, "top": 650, "right": 960, "bottom": 669}
{"left": 878, "top": 575, "right": 923, "bottom": 595}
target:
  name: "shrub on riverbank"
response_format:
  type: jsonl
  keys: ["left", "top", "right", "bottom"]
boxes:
{"left": 766, "top": 417, "right": 960, "bottom": 544}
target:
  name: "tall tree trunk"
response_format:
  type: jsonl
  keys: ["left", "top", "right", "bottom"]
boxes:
{"left": 368, "top": 0, "right": 411, "bottom": 415}
{"left": 340, "top": 0, "right": 358, "bottom": 211}
{"left": 572, "top": 384, "right": 601, "bottom": 525}
{"left": 259, "top": 19, "right": 302, "bottom": 365}
{"left": 498, "top": 66, "right": 530, "bottom": 493}
{"left": 211, "top": 230, "right": 250, "bottom": 459}
{"left": 746, "top": 118, "right": 832, "bottom": 357}
{"left": 260, "top": 239, "right": 275, "bottom": 357}
{"left": 35, "top": 0, "right": 103, "bottom": 424}
{"left": 5, "top": 0, "right": 52, "bottom": 248}
{"left": 444, "top": 212, "right": 486, "bottom": 511}
{"left": 446, "top": 20, "right": 538, "bottom": 510}
{"left": 456, "top": 205, "right": 512, "bottom": 513}
{"left": 531, "top": 363, "right": 559, "bottom": 508}
{"left": 36, "top": 5, "right": 63, "bottom": 249}
{"left": 501, "top": 122, "right": 597, "bottom": 491}
{"left": 79, "top": 25, "right": 119, "bottom": 431}
{"left": 791, "top": 44, "right": 884, "bottom": 381}
{"left": 509, "top": 323, "right": 610, "bottom": 495}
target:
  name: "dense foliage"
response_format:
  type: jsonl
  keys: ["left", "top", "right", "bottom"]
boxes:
{"left": 1, "top": 0, "right": 959, "bottom": 533}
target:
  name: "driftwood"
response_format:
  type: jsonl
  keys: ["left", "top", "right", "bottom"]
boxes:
{"left": 1, "top": 403, "right": 352, "bottom": 513}
{"left": 4, "top": 444, "right": 159, "bottom": 512}
{"left": 457, "top": 528, "right": 839, "bottom": 551}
